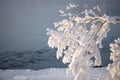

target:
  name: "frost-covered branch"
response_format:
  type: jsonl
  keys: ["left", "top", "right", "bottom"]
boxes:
{"left": 47, "top": 4, "right": 120, "bottom": 80}
{"left": 107, "top": 38, "right": 120, "bottom": 80}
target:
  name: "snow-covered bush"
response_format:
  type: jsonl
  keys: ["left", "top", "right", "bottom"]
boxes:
{"left": 47, "top": 4, "right": 120, "bottom": 80}
{"left": 107, "top": 38, "right": 120, "bottom": 80}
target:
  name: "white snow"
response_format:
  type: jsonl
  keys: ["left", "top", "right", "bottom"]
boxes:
{"left": 47, "top": 4, "right": 120, "bottom": 80}
{"left": 107, "top": 38, "right": 120, "bottom": 80}
{"left": 0, "top": 67, "right": 110, "bottom": 80}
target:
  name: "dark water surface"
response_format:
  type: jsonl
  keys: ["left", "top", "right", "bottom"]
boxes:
{"left": 0, "top": 49, "right": 67, "bottom": 70}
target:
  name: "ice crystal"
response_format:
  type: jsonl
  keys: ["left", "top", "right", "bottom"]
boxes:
{"left": 107, "top": 38, "right": 120, "bottom": 80}
{"left": 47, "top": 4, "right": 120, "bottom": 80}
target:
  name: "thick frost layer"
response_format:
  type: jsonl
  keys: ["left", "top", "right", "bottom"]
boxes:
{"left": 107, "top": 38, "right": 120, "bottom": 80}
{"left": 47, "top": 4, "right": 120, "bottom": 80}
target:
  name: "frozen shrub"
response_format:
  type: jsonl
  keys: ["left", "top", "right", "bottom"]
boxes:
{"left": 47, "top": 4, "right": 120, "bottom": 80}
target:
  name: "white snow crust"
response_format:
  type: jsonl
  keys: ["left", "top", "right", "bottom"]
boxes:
{"left": 0, "top": 67, "right": 110, "bottom": 80}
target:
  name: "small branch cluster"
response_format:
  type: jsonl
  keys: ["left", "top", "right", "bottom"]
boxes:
{"left": 107, "top": 38, "right": 120, "bottom": 80}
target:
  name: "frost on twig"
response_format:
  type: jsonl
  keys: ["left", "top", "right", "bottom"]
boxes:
{"left": 47, "top": 4, "right": 120, "bottom": 80}
{"left": 107, "top": 38, "right": 120, "bottom": 80}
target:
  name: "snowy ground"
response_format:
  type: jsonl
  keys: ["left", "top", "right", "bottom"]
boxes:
{"left": 0, "top": 68, "right": 110, "bottom": 80}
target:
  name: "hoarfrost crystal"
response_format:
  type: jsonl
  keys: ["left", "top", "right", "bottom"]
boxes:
{"left": 107, "top": 38, "right": 120, "bottom": 80}
{"left": 47, "top": 4, "right": 120, "bottom": 80}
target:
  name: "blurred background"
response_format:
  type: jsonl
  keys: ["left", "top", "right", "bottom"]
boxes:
{"left": 0, "top": 0, "right": 120, "bottom": 70}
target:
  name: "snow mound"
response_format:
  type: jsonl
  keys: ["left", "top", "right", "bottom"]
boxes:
{"left": 0, "top": 68, "right": 110, "bottom": 80}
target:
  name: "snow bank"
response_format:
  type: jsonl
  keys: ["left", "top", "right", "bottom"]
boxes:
{"left": 0, "top": 68, "right": 110, "bottom": 80}
{"left": 0, "top": 68, "right": 73, "bottom": 80}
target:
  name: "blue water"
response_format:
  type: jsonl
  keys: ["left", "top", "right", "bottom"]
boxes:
{"left": 0, "top": 49, "right": 68, "bottom": 70}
